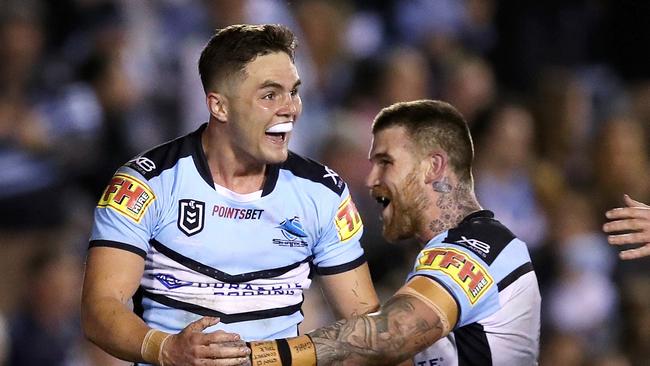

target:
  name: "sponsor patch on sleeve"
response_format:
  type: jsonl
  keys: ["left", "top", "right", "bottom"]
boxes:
{"left": 334, "top": 195, "right": 363, "bottom": 242}
{"left": 97, "top": 173, "right": 155, "bottom": 222}
{"left": 416, "top": 247, "right": 493, "bottom": 304}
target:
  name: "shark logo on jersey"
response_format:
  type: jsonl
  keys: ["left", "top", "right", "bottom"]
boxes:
{"left": 274, "top": 217, "right": 308, "bottom": 247}
{"left": 178, "top": 199, "right": 205, "bottom": 236}
{"left": 154, "top": 273, "right": 193, "bottom": 289}
{"left": 278, "top": 217, "right": 308, "bottom": 240}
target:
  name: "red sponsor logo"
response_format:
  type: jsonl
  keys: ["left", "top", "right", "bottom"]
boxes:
{"left": 335, "top": 195, "right": 363, "bottom": 241}
{"left": 416, "top": 247, "right": 493, "bottom": 304}
{"left": 97, "top": 173, "right": 155, "bottom": 222}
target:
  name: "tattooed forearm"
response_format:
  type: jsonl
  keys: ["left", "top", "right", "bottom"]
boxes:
{"left": 309, "top": 296, "right": 444, "bottom": 366}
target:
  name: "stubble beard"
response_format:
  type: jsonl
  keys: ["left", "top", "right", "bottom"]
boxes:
{"left": 383, "top": 169, "right": 430, "bottom": 242}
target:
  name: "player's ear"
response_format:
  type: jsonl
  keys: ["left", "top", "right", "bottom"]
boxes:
{"left": 206, "top": 92, "right": 228, "bottom": 122}
{"left": 424, "top": 150, "right": 447, "bottom": 185}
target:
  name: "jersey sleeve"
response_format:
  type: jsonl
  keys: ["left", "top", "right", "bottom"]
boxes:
{"left": 407, "top": 243, "right": 500, "bottom": 328}
{"left": 311, "top": 186, "right": 366, "bottom": 275}
{"left": 89, "top": 166, "right": 159, "bottom": 258}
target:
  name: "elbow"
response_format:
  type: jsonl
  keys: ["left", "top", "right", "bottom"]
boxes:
{"left": 80, "top": 298, "right": 99, "bottom": 344}
{"left": 368, "top": 301, "right": 381, "bottom": 314}
{"left": 80, "top": 312, "right": 94, "bottom": 343}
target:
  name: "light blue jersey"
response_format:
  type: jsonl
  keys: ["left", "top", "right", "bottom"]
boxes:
{"left": 408, "top": 211, "right": 540, "bottom": 366}
{"left": 90, "top": 123, "right": 366, "bottom": 347}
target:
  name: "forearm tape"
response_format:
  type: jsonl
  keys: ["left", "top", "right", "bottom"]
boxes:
{"left": 141, "top": 329, "right": 172, "bottom": 366}
{"left": 395, "top": 276, "right": 457, "bottom": 336}
{"left": 247, "top": 335, "right": 316, "bottom": 366}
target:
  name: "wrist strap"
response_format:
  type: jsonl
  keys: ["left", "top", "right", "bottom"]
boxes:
{"left": 141, "top": 329, "right": 172, "bottom": 366}
{"left": 247, "top": 335, "right": 316, "bottom": 366}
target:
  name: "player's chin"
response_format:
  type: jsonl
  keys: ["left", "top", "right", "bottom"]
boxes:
{"left": 382, "top": 224, "right": 400, "bottom": 244}
{"left": 383, "top": 220, "right": 412, "bottom": 244}
{"left": 264, "top": 149, "right": 289, "bottom": 164}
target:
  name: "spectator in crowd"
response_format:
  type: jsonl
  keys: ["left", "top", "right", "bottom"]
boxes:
{"left": 0, "top": 0, "right": 66, "bottom": 314}
{"left": 594, "top": 116, "right": 650, "bottom": 216}
{"left": 473, "top": 101, "right": 549, "bottom": 253}
{"left": 545, "top": 190, "right": 619, "bottom": 361}
{"left": 8, "top": 248, "right": 84, "bottom": 365}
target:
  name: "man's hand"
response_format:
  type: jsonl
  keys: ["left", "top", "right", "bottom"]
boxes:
{"left": 161, "top": 317, "right": 250, "bottom": 365}
{"left": 603, "top": 194, "right": 650, "bottom": 260}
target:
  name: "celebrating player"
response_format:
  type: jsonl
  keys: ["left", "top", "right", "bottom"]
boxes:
{"left": 246, "top": 99, "right": 541, "bottom": 366}
{"left": 81, "top": 24, "right": 379, "bottom": 366}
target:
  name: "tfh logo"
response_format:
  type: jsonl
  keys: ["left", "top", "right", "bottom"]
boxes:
{"left": 178, "top": 199, "right": 205, "bottom": 236}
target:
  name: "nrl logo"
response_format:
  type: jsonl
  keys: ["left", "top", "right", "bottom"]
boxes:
{"left": 178, "top": 199, "right": 205, "bottom": 236}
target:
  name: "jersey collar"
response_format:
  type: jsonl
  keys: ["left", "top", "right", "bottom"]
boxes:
{"left": 192, "top": 123, "right": 280, "bottom": 197}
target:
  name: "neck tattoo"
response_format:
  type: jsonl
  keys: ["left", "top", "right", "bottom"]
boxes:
{"left": 432, "top": 178, "right": 452, "bottom": 193}
{"left": 428, "top": 179, "right": 480, "bottom": 236}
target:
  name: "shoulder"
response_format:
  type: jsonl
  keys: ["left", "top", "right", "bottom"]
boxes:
{"left": 123, "top": 125, "right": 205, "bottom": 181}
{"left": 443, "top": 210, "right": 518, "bottom": 265}
{"left": 280, "top": 151, "right": 347, "bottom": 196}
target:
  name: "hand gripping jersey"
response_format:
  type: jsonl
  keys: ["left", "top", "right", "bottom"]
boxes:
{"left": 90, "top": 123, "right": 366, "bottom": 345}
{"left": 410, "top": 211, "right": 540, "bottom": 366}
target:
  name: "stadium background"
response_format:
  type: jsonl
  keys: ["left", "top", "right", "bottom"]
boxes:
{"left": 0, "top": 0, "right": 649, "bottom": 364}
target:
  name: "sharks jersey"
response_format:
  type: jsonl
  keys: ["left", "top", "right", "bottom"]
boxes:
{"left": 89, "top": 123, "right": 366, "bottom": 346}
{"left": 410, "top": 210, "right": 540, "bottom": 366}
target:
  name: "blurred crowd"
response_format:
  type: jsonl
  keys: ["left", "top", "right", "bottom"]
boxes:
{"left": 0, "top": 0, "right": 649, "bottom": 365}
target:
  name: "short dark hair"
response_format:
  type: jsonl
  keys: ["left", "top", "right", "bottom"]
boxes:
{"left": 198, "top": 24, "right": 297, "bottom": 93}
{"left": 372, "top": 99, "right": 474, "bottom": 182}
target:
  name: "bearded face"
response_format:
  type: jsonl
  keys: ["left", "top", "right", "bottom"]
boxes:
{"left": 372, "top": 165, "right": 430, "bottom": 243}
{"left": 368, "top": 126, "right": 432, "bottom": 243}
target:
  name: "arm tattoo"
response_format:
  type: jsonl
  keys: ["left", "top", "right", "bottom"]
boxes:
{"left": 309, "top": 296, "right": 444, "bottom": 365}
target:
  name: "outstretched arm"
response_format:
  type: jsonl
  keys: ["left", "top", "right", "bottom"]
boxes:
{"left": 603, "top": 194, "right": 650, "bottom": 260}
{"left": 82, "top": 247, "right": 249, "bottom": 365}
{"left": 310, "top": 294, "right": 442, "bottom": 365}
{"left": 248, "top": 276, "right": 457, "bottom": 366}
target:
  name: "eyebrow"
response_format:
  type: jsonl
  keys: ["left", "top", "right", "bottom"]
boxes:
{"left": 369, "top": 152, "right": 392, "bottom": 161}
{"left": 259, "top": 79, "right": 302, "bottom": 90}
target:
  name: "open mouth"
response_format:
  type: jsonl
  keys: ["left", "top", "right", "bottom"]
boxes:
{"left": 371, "top": 188, "right": 391, "bottom": 209}
{"left": 265, "top": 131, "right": 287, "bottom": 143}
{"left": 376, "top": 196, "right": 391, "bottom": 209}
{"left": 265, "top": 122, "right": 293, "bottom": 144}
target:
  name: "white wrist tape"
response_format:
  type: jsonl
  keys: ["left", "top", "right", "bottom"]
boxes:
{"left": 141, "top": 329, "right": 171, "bottom": 366}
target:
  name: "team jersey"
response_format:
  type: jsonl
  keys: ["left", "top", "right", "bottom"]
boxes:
{"left": 409, "top": 210, "right": 540, "bottom": 366}
{"left": 89, "top": 123, "right": 366, "bottom": 347}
